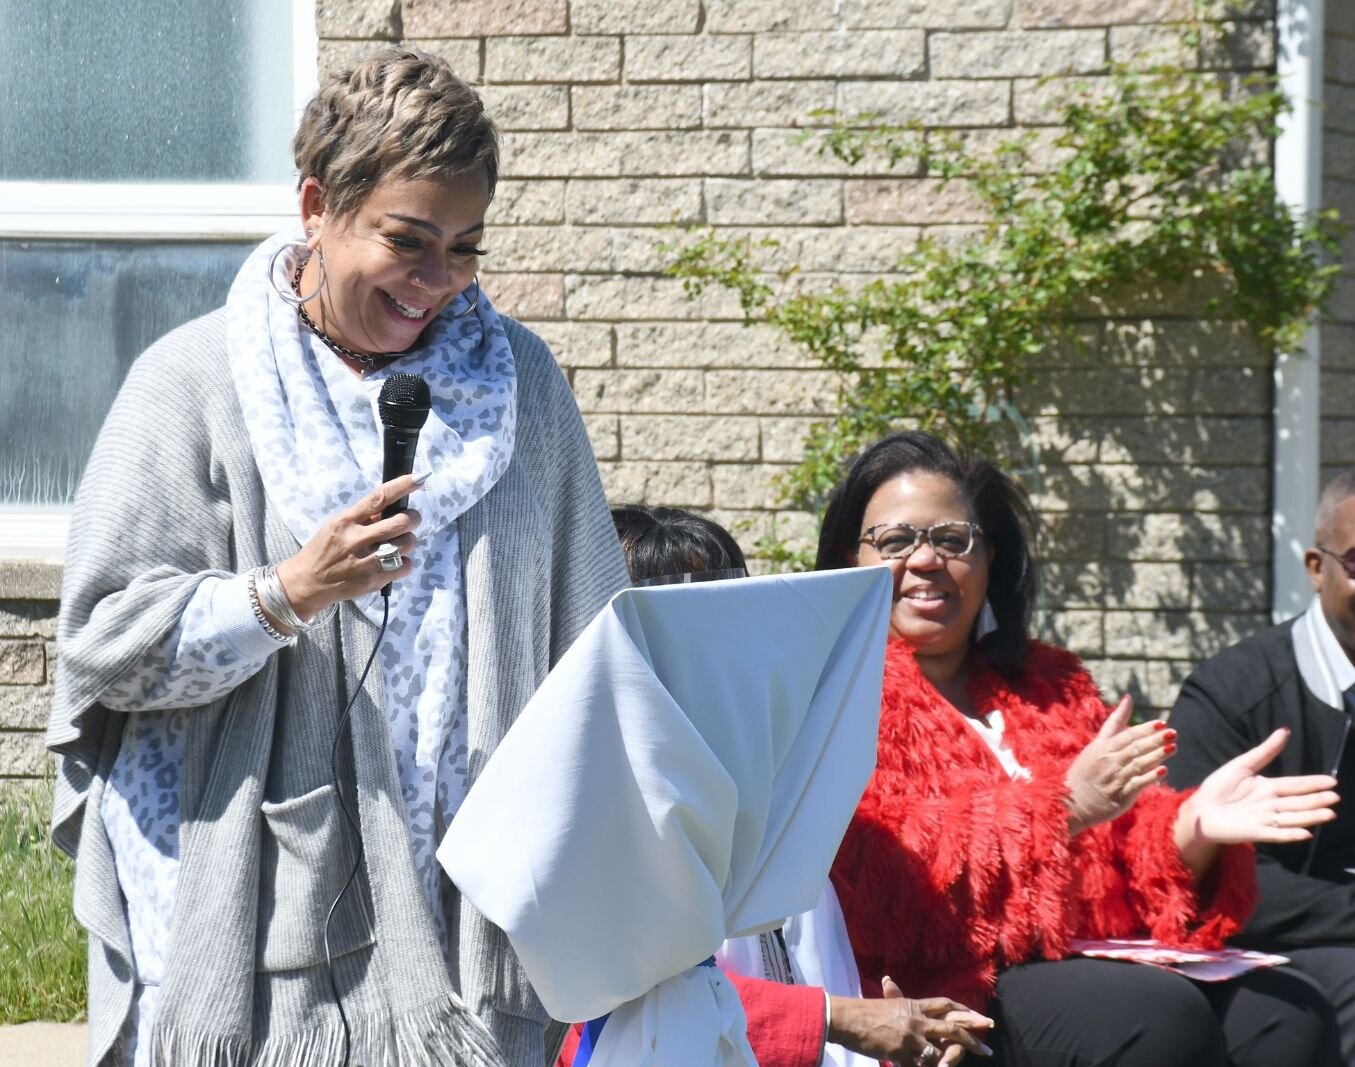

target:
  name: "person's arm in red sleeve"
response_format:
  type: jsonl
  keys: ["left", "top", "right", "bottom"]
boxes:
{"left": 727, "top": 971, "right": 828, "bottom": 1067}
{"left": 554, "top": 1022, "right": 582, "bottom": 1067}
{"left": 554, "top": 976, "right": 827, "bottom": 1067}
{"left": 1061, "top": 780, "right": 1257, "bottom": 947}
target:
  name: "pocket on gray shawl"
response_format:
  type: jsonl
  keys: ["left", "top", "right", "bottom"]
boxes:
{"left": 256, "top": 782, "right": 375, "bottom": 972}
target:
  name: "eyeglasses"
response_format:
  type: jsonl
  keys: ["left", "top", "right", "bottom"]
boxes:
{"left": 858, "top": 521, "right": 983, "bottom": 561}
{"left": 1316, "top": 544, "right": 1355, "bottom": 580}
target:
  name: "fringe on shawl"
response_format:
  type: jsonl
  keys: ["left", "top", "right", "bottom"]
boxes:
{"left": 150, "top": 994, "right": 510, "bottom": 1067}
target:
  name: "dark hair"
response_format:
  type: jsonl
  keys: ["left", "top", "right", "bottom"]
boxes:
{"left": 611, "top": 504, "right": 747, "bottom": 583}
{"left": 814, "top": 431, "right": 1038, "bottom": 676}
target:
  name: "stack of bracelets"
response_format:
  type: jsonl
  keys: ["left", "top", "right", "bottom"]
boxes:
{"left": 247, "top": 564, "right": 336, "bottom": 640}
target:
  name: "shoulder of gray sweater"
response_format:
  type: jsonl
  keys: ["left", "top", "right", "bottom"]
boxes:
{"left": 502, "top": 317, "right": 571, "bottom": 401}
{"left": 501, "top": 315, "right": 589, "bottom": 448}
{"left": 81, "top": 309, "right": 236, "bottom": 485}
{"left": 131, "top": 306, "right": 230, "bottom": 377}
{"left": 116, "top": 307, "right": 234, "bottom": 421}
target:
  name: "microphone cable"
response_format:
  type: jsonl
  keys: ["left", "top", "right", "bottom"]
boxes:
{"left": 324, "top": 371, "right": 426, "bottom": 1065}
{"left": 324, "top": 594, "right": 388, "bottom": 1067}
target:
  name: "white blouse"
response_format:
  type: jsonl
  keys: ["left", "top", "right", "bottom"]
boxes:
{"left": 963, "top": 707, "right": 1033, "bottom": 782}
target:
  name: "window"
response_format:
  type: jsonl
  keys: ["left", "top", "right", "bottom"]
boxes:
{"left": 0, "top": 0, "right": 315, "bottom": 559}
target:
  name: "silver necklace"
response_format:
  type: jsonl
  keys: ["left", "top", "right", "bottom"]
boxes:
{"left": 291, "top": 262, "right": 397, "bottom": 371}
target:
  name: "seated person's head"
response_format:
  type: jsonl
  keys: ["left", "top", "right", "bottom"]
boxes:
{"left": 611, "top": 504, "right": 747, "bottom": 585}
{"left": 814, "top": 431, "right": 1037, "bottom": 676}
{"left": 1308, "top": 469, "right": 1355, "bottom": 659}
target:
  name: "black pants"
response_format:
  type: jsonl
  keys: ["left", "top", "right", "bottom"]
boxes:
{"left": 1285, "top": 946, "right": 1355, "bottom": 1067}
{"left": 986, "top": 958, "right": 1340, "bottom": 1067}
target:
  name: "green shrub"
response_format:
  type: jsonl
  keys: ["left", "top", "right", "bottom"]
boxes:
{"left": 667, "top": 9, "right": 1341, "bottom": 568}
{"left": 0, "top": 782, "right": 86, "bottom": 1024}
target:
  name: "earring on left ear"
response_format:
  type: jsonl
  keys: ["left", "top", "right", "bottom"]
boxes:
{"left": 975, "top": 598, "right": 999, "bottom": 641}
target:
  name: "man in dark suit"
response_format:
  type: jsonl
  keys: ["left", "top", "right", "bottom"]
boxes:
{"left": 1169, "top": 469, "right": 1355, "bottom": 1064}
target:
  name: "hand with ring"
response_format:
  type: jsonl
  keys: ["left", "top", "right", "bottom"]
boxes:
{"left": 1064, "top": 695, "right": 1177, "bottom": 835}
{"left": 374, "top": 542, "right": 404, "bottom": 573}
{"left": 274, "top": 474, "right": 423, "bottom": 623}
{"left": 829, "top": 976, "right": 994, "bottom": 1065}
{"left": 1173, "top": 727, "right": 1339, "bottom": 879}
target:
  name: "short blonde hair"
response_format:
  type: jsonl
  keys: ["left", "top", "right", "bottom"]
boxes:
{"left": 292, "top": 48, "right": 498, "bottom": 219}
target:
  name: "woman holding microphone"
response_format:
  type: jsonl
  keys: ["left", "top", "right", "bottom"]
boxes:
{"left": 48, "top": 49, "right": 626, "bottom": 1067}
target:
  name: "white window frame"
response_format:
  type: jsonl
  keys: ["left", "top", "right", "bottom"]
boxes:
{"left": 0, "top": 2, "right": 316, "bottom": 563}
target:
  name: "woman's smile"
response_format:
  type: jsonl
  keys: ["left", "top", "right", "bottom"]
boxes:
{"left": 854, "top": 470, "right": 992, "bottom": 660}
{"left": 299, "top": 171, "right": 490, "bottom": 359}
{"left": 383, "top": 291, "right": 430, "bottom": 320}
{"left": 899, "top": 585, "right": 952, "bottom": 612}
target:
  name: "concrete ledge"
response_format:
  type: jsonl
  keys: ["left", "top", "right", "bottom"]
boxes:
{"left": 0, "top": 562, "right": 62, "bottom": 601}
{"left": 0, "top": 1022, "right": 86, "bottom": 1067}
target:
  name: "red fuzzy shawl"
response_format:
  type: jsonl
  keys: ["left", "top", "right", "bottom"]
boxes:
{"left": 830, "top": 639, "right": 1257, "bottom": 1010}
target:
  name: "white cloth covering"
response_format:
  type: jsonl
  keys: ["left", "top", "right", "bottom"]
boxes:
{"left": 717, "top": 882, "right": 879, "bottom": 1067}
{"left": 439, "top": 566, "right": 893, "bottom": 1067}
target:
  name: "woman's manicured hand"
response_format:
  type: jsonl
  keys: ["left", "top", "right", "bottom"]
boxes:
{"left": 1173, "top": 727, "right": 1339, "bottom": 878}
{"left": 828, "top": 977, "right": 994, "bottom": 1065}
{"left": 275, "top": 474, "right": 423, "bottom": 622}
{"left": 1064, "top": 695, "right": 1176, "bottom": 835}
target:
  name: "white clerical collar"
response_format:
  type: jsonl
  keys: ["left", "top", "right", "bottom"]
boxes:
{"left": 1300, "top": 596, "right": 1355, "bottom": 702}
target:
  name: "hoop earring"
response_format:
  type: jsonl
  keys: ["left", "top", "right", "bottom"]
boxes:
{"left": 451, "top": 275, "right": 480, "bottom": 319}
{"left": 269, "top": 243, "right": 325, "bottom": 307}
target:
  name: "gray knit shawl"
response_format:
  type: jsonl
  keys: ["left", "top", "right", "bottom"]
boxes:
{"left": 46, "top": 309, "right": 629, "bottom": 1067}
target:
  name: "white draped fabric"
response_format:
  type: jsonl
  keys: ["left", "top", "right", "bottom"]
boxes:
{"left": 439, "top": 567, "right": 892, "bottom": 1067}
{"left": 717, "top": 882, "right": 879, "bottom": 1067}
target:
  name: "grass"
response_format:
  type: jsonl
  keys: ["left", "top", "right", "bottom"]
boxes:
{"left": 0, "top": 781, "right": 86, "bottom": 1024}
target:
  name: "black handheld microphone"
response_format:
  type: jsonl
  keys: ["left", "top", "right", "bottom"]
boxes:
{"left": 378, "top": 373, "right": 432, "bottom": 514}
{"left": 377, "top": 373, "right": 431, "bottom": 594}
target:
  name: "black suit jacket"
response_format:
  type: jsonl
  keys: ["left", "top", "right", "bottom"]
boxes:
{"left": 1166, "top": 618, "right": 1355, "bottom": 949}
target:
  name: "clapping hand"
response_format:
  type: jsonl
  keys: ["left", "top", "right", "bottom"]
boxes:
{"left": 1174, "top": 727, "right": 1338, "bottom": 875}
{"left": 1065, "top": 695, "right": 1176, "bottom": 835}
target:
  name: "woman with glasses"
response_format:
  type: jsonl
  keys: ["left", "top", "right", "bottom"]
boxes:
{"left": 551, "top": 504, "right": 994, "bottom": 1067}
{"left": 817, "top": 431, "right": 1342, "bottom": 1067}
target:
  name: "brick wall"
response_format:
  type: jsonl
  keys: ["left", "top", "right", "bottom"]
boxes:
{"left": 0, "top": 564, "right": 59, "bottom": 782}
{"left": 321, "top": 0, "right": 1281, "bottom": 713}
{"left": 1323, "top": 3, "right": 1355, "bottom": 480}
{"left": 0, "top": 1, "right": 1323, "bottom": 779}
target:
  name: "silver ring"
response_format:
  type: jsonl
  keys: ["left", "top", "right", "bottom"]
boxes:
{"left": 1270, "top": 813, "right": 1281, "bottom": 828}
{"left": 375, "top": 542, "right": 403, "bottom": 573}
{"left": 920, "top": 1045, "right": 940, "bottom": 1064}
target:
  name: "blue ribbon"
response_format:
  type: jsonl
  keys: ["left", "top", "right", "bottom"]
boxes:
{"left": 572, "top": 957, "right": 717, "bottom": 1067}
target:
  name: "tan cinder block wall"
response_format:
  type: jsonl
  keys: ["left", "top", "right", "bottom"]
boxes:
{"left": 320, "top": 0, "right": 1281, "bottom": 713}
{"left": 0, "top": 1, "right": 1305, "bottom": 779}
{"left": 0, "top": 565, "right": 60, "bottom": 782}
{"left": 1323, "top": 4, "right": 1355, "bottom": 481}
